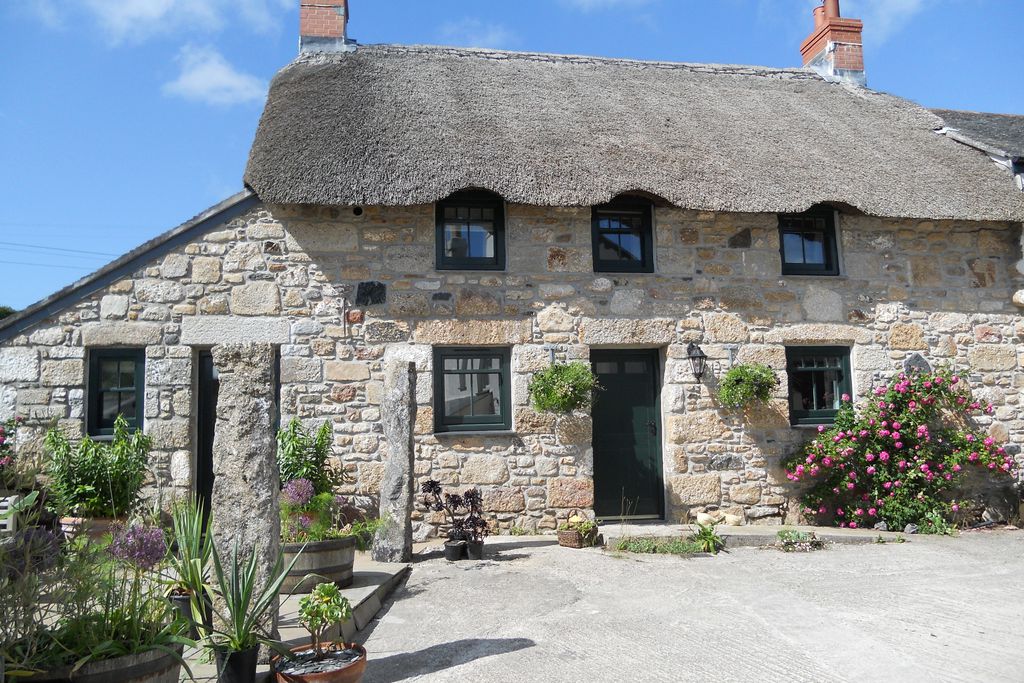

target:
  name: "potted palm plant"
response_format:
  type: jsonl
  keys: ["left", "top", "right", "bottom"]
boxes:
{"left": 272, "top": 582, "right": 366, "bottom": 683}
{"left": 195, "top": 541, "right": 300, "bottom": 683}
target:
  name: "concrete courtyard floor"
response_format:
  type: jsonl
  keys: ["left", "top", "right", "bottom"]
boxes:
{"left": 358, "top": 530, "right": 1024, "bottom": 682}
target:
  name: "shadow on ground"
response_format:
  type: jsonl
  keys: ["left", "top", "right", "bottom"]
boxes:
{"left": 363, "top": 638, "right": 535, "bottom": 683}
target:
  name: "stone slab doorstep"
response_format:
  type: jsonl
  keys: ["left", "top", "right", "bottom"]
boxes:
{"left": 600, "top": 523, "right": 909, "bottom": 547}
{"left": 182, "top": 552, "right": 410, "bottom": 682}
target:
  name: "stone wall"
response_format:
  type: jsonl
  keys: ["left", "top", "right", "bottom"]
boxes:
{"left": 0, "top": 201, "right": 1020, "bottom": 530}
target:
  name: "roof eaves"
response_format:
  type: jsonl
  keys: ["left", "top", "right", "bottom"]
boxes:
{"left": 0, "top": 190, "right": 260, "bottom": 343}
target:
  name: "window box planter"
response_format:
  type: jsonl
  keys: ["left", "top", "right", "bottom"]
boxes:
{"left": 281, "top": 536, "right": 356, "bottom": 593}
{"left": 28, "top": 645, "right": 183, "bottom": 683}
{"left": 272, "top": 643, "right": 367, "bottom": 683}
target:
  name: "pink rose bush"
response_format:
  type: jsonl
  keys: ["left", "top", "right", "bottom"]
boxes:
{"left": 784, "top": 368, "right": 1017, "bottom": 530}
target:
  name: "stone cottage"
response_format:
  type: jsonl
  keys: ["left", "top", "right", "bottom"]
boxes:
{"left": 2, "top": 0, "right": 1023, "bottom": 534}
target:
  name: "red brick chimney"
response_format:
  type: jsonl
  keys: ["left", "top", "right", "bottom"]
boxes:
{"left": 800, "top": 0, "right": 865, "bottom": 86}
{"left": 300, "top": 0, "right": 355, "bottom": 53}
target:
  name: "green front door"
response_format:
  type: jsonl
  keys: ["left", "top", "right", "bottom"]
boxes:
{"left": 590, "top": 350, "right": 664, "bottom": 519}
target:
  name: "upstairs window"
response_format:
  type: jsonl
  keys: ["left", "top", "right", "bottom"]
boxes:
{"left": 779, "top": 210, "right": 840, "bottom": 276}
{"left": 88, "top": 349, "right": 145, "bottom": 436}
{"left": 433, "top": 347, "right": 511, "bottom": 433}
{"left": 786, "top": 346, "right": 851, "bottom": 426}
{"left": 435, "top": 191, "right": 505, "bottom": 271}
{"left": 592, "top": 200, "right": 654, "bottom": 273}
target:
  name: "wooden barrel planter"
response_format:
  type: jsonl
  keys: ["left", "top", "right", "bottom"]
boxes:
{"left": 282, "top": 536, "right": 356, "bottom": 593}
{"left": 59, "top": 517, "right": 120, "bottom": 541}
{"left": 28, "top": 645, "right": 183, "bottom": 683}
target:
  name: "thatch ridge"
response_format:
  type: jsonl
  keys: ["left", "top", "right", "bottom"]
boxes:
{"left": 245, "top": 44, "right": 1024, "bottom": 221}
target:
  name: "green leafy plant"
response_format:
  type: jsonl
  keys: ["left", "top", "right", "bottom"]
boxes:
{"left": 200, "top": 540, "right": 299, "bottom": 654}
{"left": 716, "top": 363, "right": 779, "bottom": 409}
{"left": 277, "top": 418, "right": 346, "bottom": 495}
{"left": 688, "top": 522, "right": 725, "bottom": 554}
{"left": 785, "top": 368, "right": 1017, "bottom": 530}
{"left": 920, "top": 509, "right": 956, "bottom": 536}
{"left": 613, "top": 536, "right": 704, "bottom": 555}
{"left": 298, "top": 583, "right": 353, "bottom": 660}
{"left": 508, "top": 525, "right": 532, "bottom": 536}
{"left": 164, "top": 497, "right": 214, "bottom": 633}
{"left": 528, "top": 362, "right": 601, "bottom": 413}
{"left": 775, "top": 529, "right": 825, "bottom": 552}
{"left": 348, "top": 517, "right": 385, "bottom": 551}
{"left": 558, "top": 514, "right": 598, "bottom": 545}
{"left": 44, "top": 415, "right": 151, "bottom": 518}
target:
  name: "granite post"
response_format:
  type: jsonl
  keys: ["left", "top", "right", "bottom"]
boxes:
{"left": 210, "top": 343, "right": 281, "bottom": 643}
{"left": 373, "top": 360, "right": 416, "bottom": 563}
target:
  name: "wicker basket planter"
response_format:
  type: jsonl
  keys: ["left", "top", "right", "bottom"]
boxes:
{"left": 557, "top": 527, "right": 598, "bottom": 549}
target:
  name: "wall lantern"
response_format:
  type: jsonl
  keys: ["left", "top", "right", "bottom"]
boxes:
{"left": 686, "top": 342, "right": 708, "bottom": 381}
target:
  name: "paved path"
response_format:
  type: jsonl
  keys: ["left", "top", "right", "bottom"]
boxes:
{"left": 359, "top": 531, "right": 1024, "bottom": 682}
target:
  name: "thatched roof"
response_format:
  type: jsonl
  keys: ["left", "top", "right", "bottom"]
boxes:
{"left": 931, "top": 108, "right": 1024, "bottom": 160}
{"left": 245, "top": 44, "right": 1024, "bottom": 222}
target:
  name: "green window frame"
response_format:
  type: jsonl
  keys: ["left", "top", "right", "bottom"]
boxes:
{"left": 435, "top": 191, "right": 506, "bottom": 271}
{"left": 88, "top": 349, "right": 145, "bottom": 436}
{"left": 786, "top": 346, "right": 851, "bottom": 426}
{"left": 591, "top": 199, "right": 654, "bottom": 273}
{"left": 778, "top": 210, "right": 840, "bottom": 276}
{"left": 433, "top": 347, "right": 511, "bottom": 433}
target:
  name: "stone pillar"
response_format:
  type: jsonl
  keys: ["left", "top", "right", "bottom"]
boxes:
{"left": 373, "top": 360, "right": 416, "bottom": 563}
{"left": 210, "top": 343, "right": 280, "bottom": 639}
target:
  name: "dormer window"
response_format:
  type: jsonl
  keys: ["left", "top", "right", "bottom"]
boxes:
{"left": 779, "top": 209, "right": 840, "bottom": 276}
{"left": 435, "top": 191, "right": 505, "bottom": 271}
{"left": 591, "top": 199, "right": 654, "bottom": 273}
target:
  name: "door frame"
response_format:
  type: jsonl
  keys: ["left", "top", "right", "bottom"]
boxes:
{"left": 589, "top": 347, "right": 666, "bottom": 522}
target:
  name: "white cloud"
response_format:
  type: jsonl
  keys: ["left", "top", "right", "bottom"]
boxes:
{"left": 438, "top": 18, "right": 516, "bottom": 49}
{"left": 843, "top": 0, "right": 926, "bottom": 45}
{"left": 560, "top": 0, "right": 654, "bottom": 11}
{"left": 162, "top": 45, "right": 266, "bottom": 106}
{"left": 28, "top": 0, "right": 293, "bottom": 44}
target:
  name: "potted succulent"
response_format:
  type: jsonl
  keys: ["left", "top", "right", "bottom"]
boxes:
{"left": 163, "top": 497, "right": 214, "bottom": 639}
{"left": 277, "top": 419, "right": 359, "bottom": 593}
{"left": 272, "top": 582, "right": 366, "bottom": 683}
{"left": 44, "top": 415, "right": 150, "bottom": 540}
{"left": 557, "top": 512, "right": 599, "bottom": 549}
{"left": 196, "top": 540, "right": 300, "bottom": 683}
{"left": 420, "top": 480, "right": 492, "bottom": 561}
{"left": 0, "top": 505, "right": 190, "bottom": 683}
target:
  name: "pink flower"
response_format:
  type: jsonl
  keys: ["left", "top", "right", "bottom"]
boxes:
{"left": 818, "top": 425, "right": 826, "bottom": 433}
{"left": 952, "top": 464, "right": 961, "bottom": 472}
{"left": 894, "top": 442, "right": 903, "bottom": 449}
{"left": 883, "top": 481, "right": 892, "bottom": 490}
{"left": 879, "top": 452, "right": 890, "bottom": 462}
{"left": 818, "top": 506, "right": 827, "bottom": 514}
{"left": 868, "top": 508, "right": 877, "bottom": 516}
{"left": 822, "top": 457, "right": 833, "bottom": 467}
{"left": 951, "top": 376, "right": 959, "bottom": 384}
{"left": 951, "top": 504, "right": 960, "bottom": 512}
{"left": 846, "top": 482, "right": 855, "bottom": 490}
{"left": 849, "top": 522, "right": 858, "bottom": 529}
{"left": 865, "top": 453, "right": 875, "bottom": 462}
{"left": 841, "top": 393, "right": 850, "bottom": 402}
{"left": 920, "top": 464, "right": 929, "bottom": 472}
{"left": 866, "top": 466, "right": 876, "bottom": 475}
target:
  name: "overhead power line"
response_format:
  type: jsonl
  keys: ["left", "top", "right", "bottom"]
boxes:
{"left": 0, "top": 241, "right": 119, "bottom": 257}
{"left": 0, "top": 260, "right": 97, "bottom": 271}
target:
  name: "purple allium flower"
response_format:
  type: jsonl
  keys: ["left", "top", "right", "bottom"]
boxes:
{"left": 108, "top": 524, "right": 166, "bottom": 570}
{"left": 298, "top": 513, "right": 314, "bottom": 529}
{"left": 282, "top": 478, "right": 315, "bottom": 507}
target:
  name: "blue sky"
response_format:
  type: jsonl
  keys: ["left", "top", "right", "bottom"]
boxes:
{"left": 1, "top": 0, "right": 1021, "bottom": 310}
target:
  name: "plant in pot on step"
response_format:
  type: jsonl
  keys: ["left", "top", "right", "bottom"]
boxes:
{"left": 277, "top": 419, "right": 363, "bottom": 594}
{"left": 163, "top": 496, "right": 214, "bottom": 639}
{"left": 196, "top": 540, "right": 300, "bottom": 683}
{"left": 44, "top": 414, "right": 150, "bottom": 540}
{"left": 557, "top": 511, "right": 599, "bottom": 548}
{"left": 272, "top": 582, "right": 366, "bottom": 683}
{"left": 420, "top": 480, "right": 492, "bottom": 561}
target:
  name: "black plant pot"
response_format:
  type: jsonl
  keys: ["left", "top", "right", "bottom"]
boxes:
{"left": 444, "top": 541, "right": 467, "bottom": 561}
{"left": 466, "top": 541, "right": 484, "bottom": 560}
{"left": 169, "top": 592, "right": 213, "bottom": 639}
{"left": 214, "top": 646, "right": 259, "bottom": 683}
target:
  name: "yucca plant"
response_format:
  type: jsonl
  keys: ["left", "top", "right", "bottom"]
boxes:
{"left": 165, "top": 498, "right": 214, "bottom": 631}
{"left": 688, "top": 522, "right": 725, "bottom": 554}
{"left": 200, "top": 540, "right": 301, "bottom": 654}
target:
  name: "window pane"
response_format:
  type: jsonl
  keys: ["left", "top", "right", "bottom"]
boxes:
{"left": 593, "top": 361, "right": 617, "bottom": 374}
{"left": 118, "top": 361, "right": 136, "bottom": 390}
{"left": 803, "top": 232, "right": 826, "bottom": 264}
{"left": 624, "top": 361, "right": 646, "bottom": 374}
{"left": 617, "top": 232, "right": 643, "bottom": 262}
{"left": 470, "top": 373, "right": 501, "bottom": 416}
{"left": 444, "top": 224, "right": 470, "bottom": 259}
{"left": 120, "top": 392, "right": 137, "bottom": 421}
{"left": 100, "top": 360, "right": 119, "bottom": 389}
{"left": 101, "top": 392, "right": 120, "bottom": 424}
{"left": 597, "top": 233, "right": 621, "bottom": 260}
{"left": 783, "top": 232, "right": 805, "bottom": 264}
{"left": 443, "top": 374, "right": 474, "bottom": 416}
{"left": 467, "top": 223, "right": 496, "bottom": 258}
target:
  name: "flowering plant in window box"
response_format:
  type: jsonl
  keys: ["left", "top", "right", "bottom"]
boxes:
{"left": 784, "top": 368, "right": 1017, "bottom": 532}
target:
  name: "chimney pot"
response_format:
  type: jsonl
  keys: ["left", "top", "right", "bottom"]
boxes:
{"left": 824, "top": 0, "right": 841, "bottom": 19}
{"left": 813, "top": 5, "right": 826, "bottom": 29}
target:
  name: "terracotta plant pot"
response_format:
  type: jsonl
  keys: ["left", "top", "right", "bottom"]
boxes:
{"left": 214, "top": 646, "right": 259, "bottom": 683}
{"left": 466, "top": 541, "right": 484, "bottom": 560}
{"left": 281, "top": 536, "right": 357, "bottom": 593}
{"left": 272, "top": 643, "right": 367, "bottom": 683}
{"left": 443, "top": 541, "right": 466, "bottom": 561}
{"left": 59, "top": 517, "right": 119, "bottom": 541}
{"left": 28, "top": 645, "right": 183, "bottom": 683}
